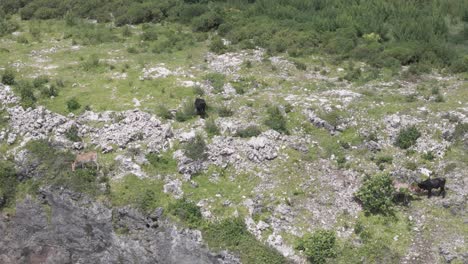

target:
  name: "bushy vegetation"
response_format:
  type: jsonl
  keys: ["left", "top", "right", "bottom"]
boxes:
{"left": 355, "top": 174, "right": 395, "bottom": 215}
{"left": 167, "top": 199, "right": 203, "bottom": 228}
{"left": 184, "top": 134, "right": 207, "bottom": 161}
{"left": 0, "top": 160, "right": 17, "bottom": 209}
{"left": 217, "top": 105, "right": 233, "bottom": 117}
{"left": 66, "top": 98, "right": 81, "bottom": 112}
{"left": 146, "top": 151, "right": 177, "bottom": 174}
{"left": 235, "top": 125, "right": 262, "bottom": 138}
{"left": 205, "top": 117, "right": 220, "bottom": 137}
{"left": 175, "top": 100, "right": 196, "bottom": 122}
{"left": 296, "top": 229, "right": 337, "bottom": 264}
{"left": 265, "top": 106, "right": 288, "bottom": 134}
{"left": 205, "top": 73, "right": 225, "bottom": 93}
{"left": 1, "top": 67, "right": 15, "bottom": 85}
{"left": 204, "top": 218, "right": 286, "bottom": 264}
{"left": 395, "top": 126, "right": 421, "bottom": 149}
{"left": 2, "top": 0, "right": 466, "bottom": 71}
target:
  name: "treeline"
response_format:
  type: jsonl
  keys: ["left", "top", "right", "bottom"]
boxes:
{"left": 1, "top": 0, "right": 468, "bottom": 71}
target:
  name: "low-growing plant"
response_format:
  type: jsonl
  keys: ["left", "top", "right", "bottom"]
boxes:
{"left": 209, "top": 35, "right": 226, "bottom": 54}
{"left": 193, "top": 86, "right": 205, "bottom": 96}
{"left": 167, "top": 199, "right": 202, "bottom": 228}
{"left": 175, "top": 101, "right": 196, "bottom": 122}
{"left": 395, "top": 126, "right": 421, "bottom": 149}
{"left": 156, "top": 105, "right": 173, "bottom": 120}
{"left": 205, "top": 73, "right": 225, "bottom": 93}
{"left": 146, "top": 151, "right": 177, "bottom": 174}
{"left": 205, "top": 118, "right": 220, "bottom": 136}
{"left": 0, "top": 160, "right": 17, "bottom": 209}
{"left": 66, "top": 98, "right": 81, "bottom": 112}
{"left": 65, "top": 125, "right": 81, "bottom": 142}
{"left": 218, "top": 105, "right": 233, "bottom": 117}
{"left": 375, "top": 155, "right": 393, "bottom": 166}
{"left": 236, "top": 125, "right": 262, "bottom": 138}
{"left": 15, "top": 80, "right": 36, "bottom": 108}
{"left": 296, "top": 229, "right": 337, "bottom": 264}
{"left": 1, "top": 68, "right": 15, "bottom": 85}
{"left": 421, "top": 151, "right": 435, "bottom": 161}
{"left": 184, "top": 134, "right": 207, "bottom": 161}
{"left": 265, "top": 106, "right": 288, "bottom": 134}
{"left": 355, "top": 174, "right": 395, "bottom": 215}
{"left": 204, "top": 218, "right": 286, "bottom": 264}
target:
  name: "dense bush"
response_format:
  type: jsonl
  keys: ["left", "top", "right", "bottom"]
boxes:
{"left": 66, "top": 98, "right": 81, "bottom": 112}
{"left": 0, "top": 160, "right": 17, "bottom": 209}
{"left": 217, "top": 105, "right": 233, "bottom": 117}
{"left": 395, "top": 126, "right": 421, "bottom": 149}
{"left": 209, "top": 36, "right": 227, "bottom": 54}
{"left": 15, "top": 80, "right": 36, "bottom": 108}
{"left": 156, "top": 105, "right": 173, "bottom": 120}
{"left": 296, "top": 229, "right": 337, "bottom": 264}
{"left": 265, "top": 106, "right": 288, "bottom": 134}
{"left": 235, "top": 125, "right": 262, "bottom": 138}
{"left": 146, "top": 151, "right": 177, "bottom": 174}
{"left": 204, "top": 218, "right": 286, "bottom": 264}
{"left": 205, "top": 73, "right": 225, "bottom": 94}
{"left": 355, "top": 174, "right": 395, "bottom": 215}
{"left": 2, "top": 0, "right": 466, "bottom": 69}
{"left": 167, "top": 199, "right": 203, "bottom": 228}
{"left": 184, "top": 134, "right": 207, "bottom": 161}
{"left": 205, "top": 117, "right": 220, "bottom": 136}
{"left": 65, "top": 125, "right": 81, "bottom": 142}
{"left": 175, "top": 100, "right": 196, "bottom": 122}
{"left": 1, "top": 68, "right": 15, "bottom": 85}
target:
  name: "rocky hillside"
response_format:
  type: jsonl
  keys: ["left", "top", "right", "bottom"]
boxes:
{"left": 0, "top": 13, "right": 467, "bottom": 264}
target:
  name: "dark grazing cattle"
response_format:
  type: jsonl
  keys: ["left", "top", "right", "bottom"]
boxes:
{"left": 194, "top": 98, "right": 206, "bottom": 117}
{"left": 417, "top": 178, "right": 446, "bottom": 198}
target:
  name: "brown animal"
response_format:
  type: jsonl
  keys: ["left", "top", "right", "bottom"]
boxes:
{"left": 71, "top": 152, "right": 98, "bottom": 172}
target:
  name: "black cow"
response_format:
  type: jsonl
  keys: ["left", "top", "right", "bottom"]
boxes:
{"left": 194, "top": 98, "right": 206, "bottom": 117}
{"left": 417, "top": 178, "right": 446, "bottom": 198}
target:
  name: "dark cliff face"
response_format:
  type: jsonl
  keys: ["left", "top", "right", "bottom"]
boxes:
{"left": 0, "top": 187, "right": 239, "bottom": 264}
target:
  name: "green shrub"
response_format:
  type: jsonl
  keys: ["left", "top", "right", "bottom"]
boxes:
{"left": 265, "top": 106, "right": 288, "bottom": 134}
{"left": 205, "top": 118, "right": 220, "bottom": 136}
{"left": 156, "top": 105, "right": 173, "bottom": 120}
{"left": 453, "top": 123, "right": 468, "bottom": 141}
{"left": 66, "top": 98, "right": 81, "bottom": 112}
{"left": 33, "top": 75, "right": 49, "bottom": 88}
{"left": 375, "top": 155, "right": 393, "bottom": 166}
{"left": 205, "top": 73, "right": 225, "bottom": 93}
{"left": 81, "top": 55, "right": 100, "bottom": 71}
{"left": 218, "top": 105, "right": 233, "bottom": 117}
{"left": 193, "top": 86, "right": 204, "bottom": 96}
{"left": 167, "top": 199, "right": 202, "bottom": 228}
{"left": 209, "top": 36, "right": 227, "bottom": 54}
{"left": 15, "top": 80, "right": 36, "bottom": 108}
{"left": 293, "top": 60, "right": 307, "bottom": 71}
{"left": 1, "top": 67, "right": 15, "bottom": 85}
{"left": 236, "top": 125, "right": 262, "bottom": 138}
{"left": 65, "top": 125, "right": 81, "bottom": 142}
{"left": 146, "top": 151, "right": 177, "bottom": 174}
{"left": 296, "top": 229, "right": 337, "bottom": 264}
{"left": 0, "top": 160, "right": 17, "bottom": 209}
{"left": 421, "top": 151, "right": 435, "bottom": 161}
{"left": 204, "top": 218, "right": 286, "bottom": 264}
{"left": 192, "top": 11, "right": 223, "bottom": 32}
{"left": 40, "top": 84, "right": 58, "bottom": 98}
{"left": 175, "top": 101, "right": 196, "bottom": 122}
{"left": 395, "top": 126, "right": 421, "bottom": 149}
{"left": 184, "top": 134, "right": 207, "bottom": 161}
{"left": 355, "top": 174, "right": 395, "bottom": 215}
{"left": 141, "top": 26, "right": 158, "bottom": 41}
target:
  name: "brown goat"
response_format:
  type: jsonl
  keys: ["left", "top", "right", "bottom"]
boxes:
{"left": 71, "top": 152, "right": 98, "bottom": 172}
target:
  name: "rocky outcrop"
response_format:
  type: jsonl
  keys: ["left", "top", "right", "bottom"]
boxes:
{"left": 0, "top": 187, "right": 239, "bottom": 264}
